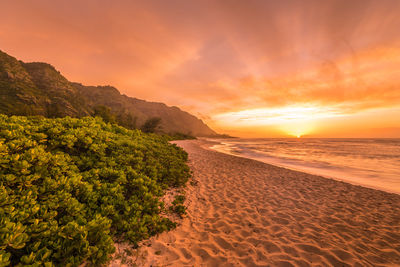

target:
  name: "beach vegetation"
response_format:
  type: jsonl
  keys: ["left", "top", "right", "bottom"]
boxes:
{"left": 0, "top": 114, "right": 190, "bottom": 266}
{"left": 141, "top": 117, "right": 162, "bottom": 133}
{"left": 169, "top": 194, "right": 186, "bottom": 217}
{"left": 166, "top": 132, "right": 196, "bottom": 140}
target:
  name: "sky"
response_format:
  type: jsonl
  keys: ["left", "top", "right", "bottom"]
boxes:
{"left": 1, "top": 0, "right": 400, "bottom": 137}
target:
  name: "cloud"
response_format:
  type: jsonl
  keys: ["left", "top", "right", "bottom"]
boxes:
{"left": 1, "top": 0, "right": 400, "bottom": 136}
{"left": 200, "top": 44, "right": 400, "bottom": 114}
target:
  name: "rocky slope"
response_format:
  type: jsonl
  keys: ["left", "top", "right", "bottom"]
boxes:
{"left": 0, "top": 49, "right": 216, "bottom": 136}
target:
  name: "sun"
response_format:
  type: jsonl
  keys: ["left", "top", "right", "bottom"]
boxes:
{"left": 279, "top": 122, "right": 313, "bottom": 138}
{"left": 213, "top": 105, "right": 344, "bottom": 137}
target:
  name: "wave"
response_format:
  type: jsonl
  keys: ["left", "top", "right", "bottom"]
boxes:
{"left": 210, "top": 138, "right": 400, "bottom": 195}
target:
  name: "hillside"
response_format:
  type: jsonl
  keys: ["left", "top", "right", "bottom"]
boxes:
{"left": 0, "top": 49, "right": 216, "bottom": 136}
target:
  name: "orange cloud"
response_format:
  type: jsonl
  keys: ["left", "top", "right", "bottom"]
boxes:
{"left": 1, "top": 0, "right": 400, "bottom": 137}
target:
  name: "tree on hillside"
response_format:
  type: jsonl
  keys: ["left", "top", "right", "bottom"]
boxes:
{"left": 141, "top": 117, "right": 162, "bottom": 133}
{"left": 93, "top": 105, "right": 116, "bottom": 124}
{"left": 117, "top": 111, "right": 137, "bottom": 129}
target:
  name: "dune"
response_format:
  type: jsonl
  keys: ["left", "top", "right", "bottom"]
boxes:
{"left": 112, "top": 139, "right": 400, "bottom": 266}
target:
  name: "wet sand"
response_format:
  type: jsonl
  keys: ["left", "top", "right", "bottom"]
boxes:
{"left": 117, "top": 139, "right": 400, "bottom": 266}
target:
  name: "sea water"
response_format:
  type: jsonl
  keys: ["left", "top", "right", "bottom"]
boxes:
{"left": 210, "top": 138, "right": 400, "bottom": 194}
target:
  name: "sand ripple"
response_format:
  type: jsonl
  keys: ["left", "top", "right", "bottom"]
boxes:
{"left": 113, "top": 140, "right": 400, "bottom": 266}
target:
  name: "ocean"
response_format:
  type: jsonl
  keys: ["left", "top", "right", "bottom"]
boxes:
{"left": 209, "top": 138, "right": 400, "bottom": 194}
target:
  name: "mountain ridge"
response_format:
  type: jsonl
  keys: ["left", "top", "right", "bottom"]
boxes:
{"left": 0, "top": 49, "right": 216, "bottom": 136}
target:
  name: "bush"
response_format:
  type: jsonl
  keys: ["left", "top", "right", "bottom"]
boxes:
{"left": 164, "top": 132, "right": 196, "bottom": 141}
{"left": 92, "top": 105, "right": 116, "bottom": 124}
{"left": 140, "top": 117, "right": 162, "bottom": 133}
{"left": 0, "top": 115, "right": 190, "bottom": 266}
{"left": 169, "top": 195, "right": 186, "bottom": 218}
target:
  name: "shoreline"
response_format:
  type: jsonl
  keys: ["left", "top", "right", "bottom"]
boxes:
{"left": 119, "top": 139, "right": 400, "bottom": 266}
{"left": 205, "top": 138, "right": 400, "bottom": 195}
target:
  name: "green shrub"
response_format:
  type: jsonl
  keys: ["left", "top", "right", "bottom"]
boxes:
{"left": 169, "top": 195, "right": 186, "bottom": 218}
{"left": 140, "top": 117, "right": 162, "bottom": 133}
{"left": 172, "top": 195, "right": 186, "bottom": 205}
{"left": 170, "top": 204, "right": 186, "bottom": 218}
{"left": 0, "top": 115, "right": 190, "bottom": 266}
{"left": 164, "top": 132, "right": 196, "bottom": 141}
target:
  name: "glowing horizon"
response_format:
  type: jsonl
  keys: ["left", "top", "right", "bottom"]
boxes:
{"left": 213, "top": 105, "right": 345, "bottom": 137}
{"left": 1, "top": 0, "right": 399, "bottom": 137}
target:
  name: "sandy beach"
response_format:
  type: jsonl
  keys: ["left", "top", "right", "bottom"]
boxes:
{"left": 125, "top": 140, "right": 400, "bottom": 266}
